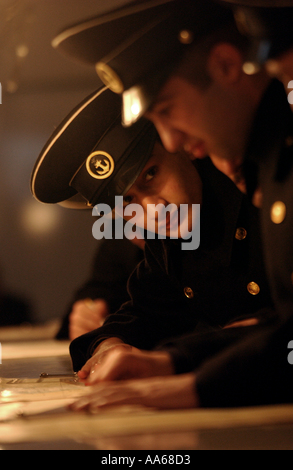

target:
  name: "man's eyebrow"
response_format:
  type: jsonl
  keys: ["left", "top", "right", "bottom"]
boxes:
{"left": 148, "top": 93, "right": 172, "bottom": 113}
{"left": 136, "top": 153, "right": 157, "bottom": 182}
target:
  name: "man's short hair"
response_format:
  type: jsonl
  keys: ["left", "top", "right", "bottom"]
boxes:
{"left": 176, "top": 23, "right": 250, "bottom": 89}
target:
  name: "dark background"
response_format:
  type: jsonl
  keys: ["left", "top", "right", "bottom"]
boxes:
{"left": 0, "top": 0, "right": 128, "bottom": 323}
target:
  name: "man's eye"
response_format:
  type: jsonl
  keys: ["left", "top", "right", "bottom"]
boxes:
{"left": 145, "top": 166, "right": 157, "bottom": 182}
{"left": 157, "top": 105, "right": 172, "bottom": 118}
{"left": 123, "top": 196, "right": 133, "bottom": 207}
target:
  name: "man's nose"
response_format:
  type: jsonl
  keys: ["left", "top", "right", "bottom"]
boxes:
{"left": 141, "top": 196, "right": 160, "bottom": 209}
{"left": 155, "top": 121, "right": 185, "bottom": 154}
{"left": 141, "top": 196, "right": 166, "bottom": 215}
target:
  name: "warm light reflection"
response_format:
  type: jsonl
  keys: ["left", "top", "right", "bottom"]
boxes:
{"left": 123, "top": 86, "right": 143, "bottom": 126}
{"left": 16, "top": 44, "right": 29, "bottom": 58}
{"left": 21, "top": 200, "right": 61, "bottom": 236}
{"left": 242, "top": 62, "right": 261, "bottom": 76}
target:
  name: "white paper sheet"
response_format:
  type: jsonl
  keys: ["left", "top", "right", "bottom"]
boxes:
{"left": 0, "top": 399, "right": 75, "bottom": 423}
{"left": 0, "top": 377, "right": 86, "bottom": 404}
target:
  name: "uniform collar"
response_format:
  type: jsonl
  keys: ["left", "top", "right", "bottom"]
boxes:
{"left": 195, "top": 157, "right": 244, "bottom": 264}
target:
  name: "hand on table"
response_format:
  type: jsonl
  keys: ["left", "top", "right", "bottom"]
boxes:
{"left": 69, "top": 299, "right": 109, "bottom": 340}
{"left": 78, "top": 344, "right": 175, "bottom": 386}
{"left": 70, "top": 372, "right": 199, "bottom": 412}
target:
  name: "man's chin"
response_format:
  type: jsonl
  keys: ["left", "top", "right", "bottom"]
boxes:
{"left": 209, "top": 154, "right": 234, "bottom": 177}
{"left": 209, "top": 155, "right": 246, "bottom": 193}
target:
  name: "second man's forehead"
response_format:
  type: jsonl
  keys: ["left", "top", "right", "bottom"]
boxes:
{"left": 147, "top": 83, "right": 179, "bottom": 116}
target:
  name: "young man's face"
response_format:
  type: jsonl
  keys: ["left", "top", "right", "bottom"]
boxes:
{"left": 119, "top": 141, "right": 202, "bottom": 238}
{"left": 145, "top": 44, "right": 270, "bottom": 193}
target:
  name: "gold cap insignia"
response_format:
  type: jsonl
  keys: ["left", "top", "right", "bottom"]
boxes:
{"left": 95, "top": 62, "right": 124, "bottom": 94}
{"left": 86, "top": 151, "right": 115, "bottom": 180}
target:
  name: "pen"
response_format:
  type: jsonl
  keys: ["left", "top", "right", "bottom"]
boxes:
{"left": 39, "top": 373, "right": 78, "bottom": 378}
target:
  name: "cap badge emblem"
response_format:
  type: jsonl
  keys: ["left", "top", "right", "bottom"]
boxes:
{"left": 86, "top": 151, "right": 115, "bottom": 180}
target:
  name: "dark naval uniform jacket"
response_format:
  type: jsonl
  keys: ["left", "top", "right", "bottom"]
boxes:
{"left": 173, "top": 79, "right": 293, "bottom": 408}
{"left": 56, "top": 237, "right": 144, "bottom": 340}
{"left": 249, "top": 79, "right": 293, "bottom": 319}
{"left": 70, "top": 158, "right": 273, "bottom": 372}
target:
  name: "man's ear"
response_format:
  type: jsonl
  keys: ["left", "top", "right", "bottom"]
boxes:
{"left": 207, "top": 43, "right": 244, "bottom": 86}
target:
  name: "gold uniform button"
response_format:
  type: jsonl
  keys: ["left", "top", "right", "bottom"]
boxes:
{"left": 179, "top": 30, "right": 194, "bottom": 45}
{"left": 271, "top": 201, "right": 286, "bottom": 224}
{"left": 247, "top": 282, "right": 261, "bottom": 296}
{"left": 235, "top": 227, "right": 247, "bottom": 241}
{"left": 184, "top": 287, "right": 194, "bottom": 299}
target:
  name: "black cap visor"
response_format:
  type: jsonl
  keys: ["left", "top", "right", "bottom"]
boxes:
{"left": 52, "top": 0, "right": 174, "bottom": 66}
{"left": 70, "top": 119, "right": 158, "bottom": 209}
{"left": 31, "top": 86, "right": 158, "bottom": 210}
{"left": 31, "top": 87, "right": 121, "bottom": 206}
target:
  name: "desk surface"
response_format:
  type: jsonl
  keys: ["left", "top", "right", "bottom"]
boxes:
{"left": 1, "top": 338, "right": 293, "bottom": 450}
